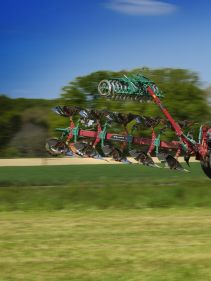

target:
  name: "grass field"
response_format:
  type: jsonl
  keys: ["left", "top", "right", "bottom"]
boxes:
{"left": 1, "top": 209, "right": 211, "bottom": 281}
{"left": 1, "top": 164, "right": 211, "bottom": 280}
{"left": 0, "top": 163, "right": 211, "bottom": 211}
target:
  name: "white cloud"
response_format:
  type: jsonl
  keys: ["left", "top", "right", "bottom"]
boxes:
{"left": 105, "top": 0, "right": 177, "bottom": 16}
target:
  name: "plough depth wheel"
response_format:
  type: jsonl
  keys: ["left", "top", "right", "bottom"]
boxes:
{"left": 45, "top": 138, "right": 68, "bottom": 156}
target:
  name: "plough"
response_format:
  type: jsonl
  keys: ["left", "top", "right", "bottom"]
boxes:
{"left": 46, "top": 74, "right": 211, "bottom": 178}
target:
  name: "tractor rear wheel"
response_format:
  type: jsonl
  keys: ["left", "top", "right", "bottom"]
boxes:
{"left": 200, "top": 150, "right": 211, "bottom": 178}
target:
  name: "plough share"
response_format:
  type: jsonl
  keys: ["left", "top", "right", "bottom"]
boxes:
{"left": 46, "top": 74, "right": 211, "bottom": 178}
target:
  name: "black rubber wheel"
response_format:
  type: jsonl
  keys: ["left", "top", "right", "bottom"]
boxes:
{"left": 200, "top": 150, "right": 211, "bottom": 179}
{"left": 45, "top": 138, "right": 68, "bottom": 156}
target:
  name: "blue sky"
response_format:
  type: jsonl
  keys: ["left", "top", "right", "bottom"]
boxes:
{"left": 0, "top": 0, "right": 211, "bottom": 99}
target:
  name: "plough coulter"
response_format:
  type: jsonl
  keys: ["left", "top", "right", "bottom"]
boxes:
{"left": 46, "top": 74, "right": 211, "bottom": 178}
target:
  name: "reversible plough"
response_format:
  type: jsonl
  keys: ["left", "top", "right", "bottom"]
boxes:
{"left": 46, "top": 74, "right": 211, "bottom": 178}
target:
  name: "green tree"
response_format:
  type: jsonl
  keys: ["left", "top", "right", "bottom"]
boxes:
{"left": 0, "top": 95, "right": 53, "bottom": 157}
{"left": 59, "top": 68, "right": 210, "bottom": 122}
{"left": 8, "top": 107, "right": 49, "bottom": 157}
{"left": 0, "top": 95, "right": 22, "bottom": 150}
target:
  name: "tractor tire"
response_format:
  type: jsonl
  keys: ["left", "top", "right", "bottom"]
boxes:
{"left": 200, "top": 150, "right": 211, "bottom": 179}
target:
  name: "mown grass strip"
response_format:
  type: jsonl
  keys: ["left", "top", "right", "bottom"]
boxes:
{"left": 0, "top": 163, "right": 206, "bottom": 186}
{"left": 0, "top": 164, "right": 211, "bottom": 211}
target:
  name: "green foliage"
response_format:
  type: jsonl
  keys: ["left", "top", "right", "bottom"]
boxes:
{"left": 0, "top": 95, "right": 53, "bottom": 157}
{"left": 60, "top": 68, "right": 210, "bottom": 122}
{"left": 0, "top": 95, "right": 22, "bottom": 148}
{"left": 8, "top": 107, "right": 50, "bottom": 157}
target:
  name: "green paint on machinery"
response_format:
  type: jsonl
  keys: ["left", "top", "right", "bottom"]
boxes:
{"left": 98, "top": 74, "right": 164, "bottom": 101}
